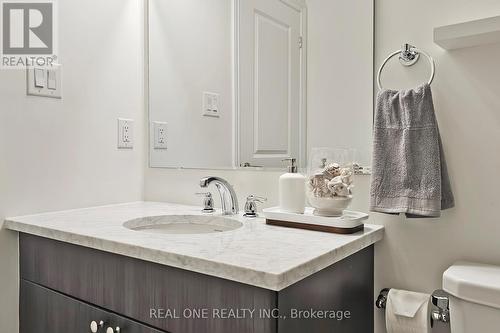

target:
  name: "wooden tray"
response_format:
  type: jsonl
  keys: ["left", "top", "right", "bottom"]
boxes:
{"left": 263, "top": 207, "right": 368, "bottom": 234}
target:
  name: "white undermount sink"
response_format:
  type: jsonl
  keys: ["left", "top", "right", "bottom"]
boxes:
{"left": 123, "top": 215, "right": 243, "bottom": 234}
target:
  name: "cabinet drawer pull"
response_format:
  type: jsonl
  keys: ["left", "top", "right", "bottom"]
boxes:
{"left": 106, "top": 327, "right": 121, "bottom": 333}
{"left": 90, "top": 320, "right": 104, "bottom": 333}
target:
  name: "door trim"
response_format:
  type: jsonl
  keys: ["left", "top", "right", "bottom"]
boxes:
{"left": 233, "top": 0, "right": 307, "bottom": 168}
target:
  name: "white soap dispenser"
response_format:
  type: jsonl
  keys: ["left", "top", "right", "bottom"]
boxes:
{"left": 279, "top": 158, "right": 306, "bottom": 214}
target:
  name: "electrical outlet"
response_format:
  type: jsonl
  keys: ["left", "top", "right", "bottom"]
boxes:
{"left": 153, "top": 121, "right": 168, "bottom": 149}
{"left": 118, "top": 118, "right": 134, "bottom": 149}
{"left": 202, "top": 92, "right": 220, "bottom": 117}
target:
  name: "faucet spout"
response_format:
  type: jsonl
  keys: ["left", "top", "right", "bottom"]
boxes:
{"left": 199, "top": 177, "right": 239, "bottom": 215}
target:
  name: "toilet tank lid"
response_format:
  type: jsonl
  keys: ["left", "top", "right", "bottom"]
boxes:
{"left": 443, "top": 261, "right": 500, "bottom": 309}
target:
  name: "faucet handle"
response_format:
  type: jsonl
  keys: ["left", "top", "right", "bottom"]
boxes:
{"left": 196, "top": 192, "right": 215, "bottom": 213}
{"left": 244, "top": 195, "right": 267, "bottom": 218}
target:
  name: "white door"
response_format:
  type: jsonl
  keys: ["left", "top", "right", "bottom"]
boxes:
{"left": 238, "top": 0, "right": 305, "bottom": 168}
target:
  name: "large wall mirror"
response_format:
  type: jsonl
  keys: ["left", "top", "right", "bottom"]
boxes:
{"left": 148, "top": 0, "right": 373, "bottom": 170}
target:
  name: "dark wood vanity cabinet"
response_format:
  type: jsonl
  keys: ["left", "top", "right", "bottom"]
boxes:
{"left": 21, "top": 280, "right": 163, "bottom": 333}
{"left": 19, "top": 233, "right": 374, "bottom": 333}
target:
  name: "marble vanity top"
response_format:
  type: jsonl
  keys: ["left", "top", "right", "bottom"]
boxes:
{"left": 4, "top": 201, "right": 384, "bottom": 291}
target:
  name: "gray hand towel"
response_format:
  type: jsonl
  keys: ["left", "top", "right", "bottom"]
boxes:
{"left": 370, "top": 83, "right": 454, "bottom": 218}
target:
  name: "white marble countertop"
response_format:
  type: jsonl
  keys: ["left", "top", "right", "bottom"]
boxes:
{"left": 4, "top": 201, "right": 384, "bottom": 291}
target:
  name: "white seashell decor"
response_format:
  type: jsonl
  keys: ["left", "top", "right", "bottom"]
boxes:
{"left": 307, "top": 148, "right": 356, "bottom": 216}
{"left": 308, "top": 165, "right": 353, "bottom": 198}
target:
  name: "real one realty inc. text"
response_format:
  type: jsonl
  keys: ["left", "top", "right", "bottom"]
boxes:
{"left": 150, "top": 308, "right": 352, "bottom": 321}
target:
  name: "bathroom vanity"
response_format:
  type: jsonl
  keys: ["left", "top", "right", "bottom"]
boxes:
{"left": 5, "top": 202, "right": 383, "bottom": 333}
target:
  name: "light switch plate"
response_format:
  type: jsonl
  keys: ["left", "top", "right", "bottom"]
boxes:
{"left": 27, "top": 64, "right": 62, "bottom": 99}
{"left": 152, "top": 121, "right": 168, "bottom": 149}
{"left": 202, "top": 92, "right": 220, "bottom": 117}
{"left": 34, "top": 68, "right": 45, "bottom": 88}
{"left": 47, "top": 69, "right": 57, "bottom": 90}
{"left": 118, "top": 118, "right": 134, "bottom": 149}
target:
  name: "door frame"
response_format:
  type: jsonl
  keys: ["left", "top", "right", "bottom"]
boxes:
{"left": 232, "top": 0, "right": 308, "bottom": 169}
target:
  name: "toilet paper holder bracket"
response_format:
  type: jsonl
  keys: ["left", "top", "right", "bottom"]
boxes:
{"left": 376, "top": 288, "right": 450, "bottom": 326}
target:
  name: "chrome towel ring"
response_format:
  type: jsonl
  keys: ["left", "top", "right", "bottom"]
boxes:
{"left": 377, "top": 44, "right": 435, "bottom": 91}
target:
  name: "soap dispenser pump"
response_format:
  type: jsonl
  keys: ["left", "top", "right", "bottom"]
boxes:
{"left": 279, "top": 158, "right": 306, "bottom": 214}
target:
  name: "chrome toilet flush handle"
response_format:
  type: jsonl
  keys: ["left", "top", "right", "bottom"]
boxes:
{"left": 431, "top": 289, "right": 450, "bottom": 325}
{"left": 244, "top": 195, "right": 267, "bottom": 217}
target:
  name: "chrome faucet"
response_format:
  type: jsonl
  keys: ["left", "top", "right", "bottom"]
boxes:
{"left": 199, "top": 177, "right": 239, "bottom": 215}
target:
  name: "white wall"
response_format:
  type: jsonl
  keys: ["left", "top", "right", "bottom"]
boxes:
{"left": 149, "top": 0, "right": 233, "bottom": 169}
{"left": 0, "top": 0, "right": 144, "bottom": 332}
{"left": 373, "top": 1, "right": 500, "bottom": 332}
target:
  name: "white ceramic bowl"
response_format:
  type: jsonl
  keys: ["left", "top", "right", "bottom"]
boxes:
{"left": 307, "top": 194, "right": 353, "bottom": 217}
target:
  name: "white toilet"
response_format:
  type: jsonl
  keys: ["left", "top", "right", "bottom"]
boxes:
{"left": 443, "top": 261, "right": 500, "bottom": 333}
